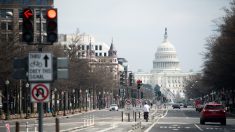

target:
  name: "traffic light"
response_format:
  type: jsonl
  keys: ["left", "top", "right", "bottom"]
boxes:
{"left": 120, "top": 72, "right": 125, "bottom": 85}
{"left": 22, "top": 8, "right": 34, "bottom": 43}
{"left": 137, "top": 80, "right": 142, "bottom": 89}
{"left": 46, "top": 8, "right": 58, "bottom": 43}
{"left": 129, "top": 73, "right": 133, "bottom": 86}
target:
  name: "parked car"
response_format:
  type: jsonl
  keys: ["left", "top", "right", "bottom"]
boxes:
{"left": 200, "top": 102, "right": 226, "bottom": 125}
{"left": 172, "top": 103, "right": 180, "bottom": 109}
{"left": 109, "top": 104, "right": 118, "bottom": 111}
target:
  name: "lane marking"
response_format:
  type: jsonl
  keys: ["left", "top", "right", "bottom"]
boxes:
{"left": 144, "top": 109, "right": 168, "bottom": 132}
{"left": 194, "top": 124, "right": 203, "bottom": 131}
{"left": 96, "top": 123, "right": 117, "bottom": 132}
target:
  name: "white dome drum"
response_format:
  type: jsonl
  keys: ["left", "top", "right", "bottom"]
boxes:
{"left": 152, "top": 28, "right": 181, "bottom": 73}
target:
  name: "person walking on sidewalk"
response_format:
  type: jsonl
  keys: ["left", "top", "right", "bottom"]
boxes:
{"left": 143, "top": 102, "right": 150, "bottom": 122}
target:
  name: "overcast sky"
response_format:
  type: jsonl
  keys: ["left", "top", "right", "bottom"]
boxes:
{"left": 55, "top": 0, "right": 230, "bottom": 73}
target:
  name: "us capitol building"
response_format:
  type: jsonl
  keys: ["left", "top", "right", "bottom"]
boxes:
{"left": 135, "top": 28, "right": 195, "bottom": 101}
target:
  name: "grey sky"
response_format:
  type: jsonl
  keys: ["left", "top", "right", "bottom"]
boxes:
{"left": 55, "top": 0, "right": 230, "bottom": 73}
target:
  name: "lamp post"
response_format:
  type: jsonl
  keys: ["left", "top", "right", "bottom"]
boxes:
{"left": 85, "top": 89, "right": 88, "bottom": 111}
{"left": 62, "top": 91, "right": 66, "bottom": 116}
{"left": 25, "top": 82, "right": 29, "bottom": 119}
{"left": 54, "top": 88, "right": 57, "bottom": 116}
{"left": 79, "top": 89, "right": 82, "bottom": 112}
{"left": 98, "top": 92, "right": 101, "bottom": 110}
{"left": 107, "top": 92, "right": 109, "bottom": 108}
{"left": 103, "top": 91, "right": 106, "bottom": 108}
{"left": 5, "top": 80, "right": 10, "bottom": 120}
{"left": 72, "top": 89, "right": 75, "bottom": 114}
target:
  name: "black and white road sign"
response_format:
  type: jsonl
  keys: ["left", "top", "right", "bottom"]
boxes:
{"left": 31, "top": 83, "right": 50, "bottom": 102}
{"left": 124, "top": 99, "right": 132, "bottom": 113}
{"left": 28, "top": 52, "right": 53, "bottom": 82}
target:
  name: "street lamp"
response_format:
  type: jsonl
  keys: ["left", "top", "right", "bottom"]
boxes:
{"left": 79, "top": 89, "right": 82, "bottom": 112}
{"left": 5, "top": 80, "right": 10, "bottom": 120}
{"left": 98, "top": 92, "right": 101, "bottom": 110}
{"left": 54, "top": 88, "right": 57, "bottom": 116}
{"left": 25, "top": 82, "right": 29, "bottom": 119}
{"left": 103, "top": 91, "right": 106, "bottom": 108}
{"left": 85, "top": 89, "right": 88, "bottom": 111}
{"left": 62, "top": 91, "right": 66, "bottom": 116}
{"left": 72, "top": 89, "right": 75, "bottom": 114}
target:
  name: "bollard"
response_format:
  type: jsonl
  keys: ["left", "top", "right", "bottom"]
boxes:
{"left": 133, "top": 111, "right": 134, "bottom": 119}
{"left": 56, "top": 118, "right": 60, "bottom": 132}
{"left": 135, "top": 112, "right": 136, "bottom": 122}
{"left": 128, "top": 113, "right": 130, "bottom": 122}
{"left": 89, "top": 115, "right": 92, "bottom": 126}
{"left": 15, "top": 122, "right": 20, "bottom": 132}
{"left": 139, "top": 112, "right": 140, "bottom": 118}
{"left": 83, "top": 117, "right": 86, "bottom": 127}
{"left": 121, "top": 111, "right": 123, "bottom": 122}
{"left": 26, "top": 122, "right": 29, "bottom": 132}
{"left": 92, "top": 114, "right": 94, "bottom": 125}
{"left": 34, "top": 120, "right": 37, "bottom": 132}
{"left": 86, "top": 116, "right": 89, "bottom": 126}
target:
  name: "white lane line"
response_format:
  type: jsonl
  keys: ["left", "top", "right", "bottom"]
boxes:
{"left": 194, "top": 124, "right": 203, "bottom": 131}
{"left": 97, "top": 123, "right": 117, "bottom": 132}
{"left": 144, "top": 109, "right": 168, "bottom": 132}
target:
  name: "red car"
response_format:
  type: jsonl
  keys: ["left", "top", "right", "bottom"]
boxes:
{"left": 200, "top": 102, "right": 226, "bottom": 125}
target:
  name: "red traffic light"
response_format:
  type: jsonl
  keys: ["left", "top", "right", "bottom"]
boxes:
{"left": 22, "top": 8, "right": 34, "bottom": 43}
{"left": 137, "top": 80, "right": 142, "bottom": 84}
{"left": 23, "top": 9, "right": 33, "bottom": 19}
{"left": 47, "top": 9, "right": 57, "bottom": 19}
{"left": 46, "top": 8, "right": 58, "bottom": 43}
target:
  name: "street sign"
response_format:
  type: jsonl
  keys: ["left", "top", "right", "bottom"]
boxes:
{"left": 124, "top": 99, "right": 132, "bottom": 113}
{"left": 135, "top": 99, "right": 143, "bottom": 112}
{"left": 31, "top": 83, "right": 50, "bottom": 102}
{"left": 28, "top": 52, "right": 53, "bottom": 82}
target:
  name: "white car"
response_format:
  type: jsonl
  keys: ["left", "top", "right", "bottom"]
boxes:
{"left": 109, "top": 104, "right": 118, "bottom": 111}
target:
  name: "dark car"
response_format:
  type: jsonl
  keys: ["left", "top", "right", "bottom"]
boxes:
{"left": 172, "top": 103, "right": 180, "bottom": 109}
{"left": 200, "top": 102, "right": 226, "bottom": 125}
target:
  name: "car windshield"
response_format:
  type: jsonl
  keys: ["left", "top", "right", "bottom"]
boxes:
{"left": 205, "top": 105, "right": 224, "bottom": 109}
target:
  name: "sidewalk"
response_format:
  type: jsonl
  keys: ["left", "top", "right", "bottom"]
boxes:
{"left": 0, "top": 108, "right": 99, "bottom": 121}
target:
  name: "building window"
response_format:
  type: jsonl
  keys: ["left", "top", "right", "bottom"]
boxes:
{"left": 82, "top": 45, "right": 85, "bottom": 50}
{"left": 95, "top": 53, "right": 98, "bottom": 56}
{"left": 104, "top": 53, "right": 107, "bottom": 56}
{"left": 36, "top": 23, "right": 40, "bottom": 32}
{"left": 0, "top": 9, "right": 13, "bottom": 19}
{"left": 99, "top": 45, "right": 102, "bottom": 50}
{"left": 87, "top": 45, "right": 89, "bottom": 50}
{"left": 99, "top": 53, "right": 102, "bottom": 56}
{"left": 95, "top": 45, "right": 98, "bottom": 50}
{"left": 1, "top": 22, "right": 12, "bottom": 31}
{"left": 19, "top": 9, "right": 23, "bottom": 19}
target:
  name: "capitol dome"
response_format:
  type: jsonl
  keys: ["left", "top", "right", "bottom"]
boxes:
{"left": 152, "top": 28, "right": 181, "bottom": 73}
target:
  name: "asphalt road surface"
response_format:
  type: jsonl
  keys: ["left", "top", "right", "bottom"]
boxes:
{"left": 148, "top": 106, "right": 235, "bottom": 132}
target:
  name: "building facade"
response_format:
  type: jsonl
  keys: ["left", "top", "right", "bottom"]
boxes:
{"left": 135, "top": 28, "right": 194, "bottom": 100}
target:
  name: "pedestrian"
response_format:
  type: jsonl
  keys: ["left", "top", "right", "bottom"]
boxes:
{"left": 143, "top": 102, "right": 150, "bottom": 122}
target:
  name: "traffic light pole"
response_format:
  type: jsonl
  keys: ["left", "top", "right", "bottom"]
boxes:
{"left": 38, "top": 8, "right": 43, "bottom": 132}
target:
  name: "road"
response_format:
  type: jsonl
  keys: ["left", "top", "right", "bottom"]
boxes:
{"left": 0, "top": 108, "right": 153, "bottom": 132}
{"left": 0, "top": 106, "right": 234, "bottom": 132}
{"left": 148, "top": 106, "right": 235, "bottom": 132}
